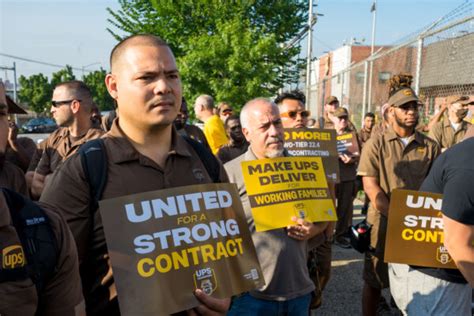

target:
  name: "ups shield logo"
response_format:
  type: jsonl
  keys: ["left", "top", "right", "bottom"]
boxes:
{"left": 436, "top": 246, "right": 452, "bottom": 265}
{"left": 294, "top": 203, "right": 307, "bottom": 219}
{"left": 2, "top": 245, "right": 26, "bottom": 269}
{"left": 193, "top": 268, "right": 217, "bottom": 295}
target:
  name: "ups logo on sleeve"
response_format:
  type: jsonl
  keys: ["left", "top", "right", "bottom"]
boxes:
{"left": 2, "top": 245, "right": 26, "bottom": 269}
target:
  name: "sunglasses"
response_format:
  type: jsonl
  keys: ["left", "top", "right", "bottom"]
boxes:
{"left": 280, "top": 110, "right": 311, "bottom": 119}
{"left": 51, "top": 99, "right": 81, "bottom": 107}
{"left": 222, "top": 109, "right": 233, "bottom": 114}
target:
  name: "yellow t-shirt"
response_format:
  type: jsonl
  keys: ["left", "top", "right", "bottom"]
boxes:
{"left": 203, "top": 115, "right": 229, "bottom": 154}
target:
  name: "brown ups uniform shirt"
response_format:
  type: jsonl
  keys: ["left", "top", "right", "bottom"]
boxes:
{"left": 40, "top": 120, "right": 229, "bottom": 315}
{"left": 428, "top": 115, "right": 471, "bottom": 150}
{"left": 0, "top": 200, "right": 83, "bottom": 316}
{"left": 0, "top": 161, "right": 28, "bottom": 196}
{"left": 357, "top": 127, "right": 372, "bottom": 148}
{"left": 35, "top": 127, "right": 104, "bottom": 176}
{"left": 357, "top": 127, "right": 440, "bottom": 288}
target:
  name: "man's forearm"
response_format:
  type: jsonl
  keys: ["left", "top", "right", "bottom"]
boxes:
{"left": 362, "top": 177, "right": 390, "bottom": 216}
{"left": 443, "top": 215, "right": 474, "bottom": 286}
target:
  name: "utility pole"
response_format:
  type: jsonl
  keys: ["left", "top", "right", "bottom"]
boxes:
{"left": 305, "top": 0, "right": 314, "bottom": 113}
{"left": 13, "top": 62, "right": 18, "bottom": 102}
{"left": 367, "top": 0, "right": 377, "bottom": 113}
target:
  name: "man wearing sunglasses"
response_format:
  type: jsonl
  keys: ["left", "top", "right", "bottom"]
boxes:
{"left": 357, "top": 79, "right": 440, "bottom": 316}
{"left": 30, "top": 81, "right": 103, "bottom": 199}
{"left": 275, "top": 90, "right": 333, "bottom": 312}
{"left": 275, "top": 91, "right": 311, "bottom": 129}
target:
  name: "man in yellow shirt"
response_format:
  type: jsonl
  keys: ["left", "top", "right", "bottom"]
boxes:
{"left": 194, "top": 94, "right": 229, "bottom": 154}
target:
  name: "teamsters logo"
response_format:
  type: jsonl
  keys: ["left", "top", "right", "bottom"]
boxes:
{"left": 2, "top": 245, "right": 26, "bottom": 269}
{"left": 436, "top": 246, "right": 453, "bottom": 265}
{"left": 194, "top": 268, "right": 217, "bottom": 295}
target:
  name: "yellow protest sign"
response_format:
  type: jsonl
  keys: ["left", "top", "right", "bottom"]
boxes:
{"left": 284, "top": 128, "right": 339, "bottom": 182}
{"left": 384, "top": 189, "right": 457, "bottom": 269}
{"left": 241, "top": 156, "right": 337, "bottom": 232}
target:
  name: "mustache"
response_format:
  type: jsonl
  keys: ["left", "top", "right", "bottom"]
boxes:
{"left": 265, "top": 136, "right": 283, "bottom": 146}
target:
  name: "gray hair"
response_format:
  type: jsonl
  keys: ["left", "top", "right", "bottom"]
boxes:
{"left": 240, "top": 97, "right": 275, "bottom": 130}
{"left": 195, "top": 94, "right": 214, "bottom": 110}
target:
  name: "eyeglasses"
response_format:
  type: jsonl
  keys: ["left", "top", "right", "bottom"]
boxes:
{"left": 222, "top": 109, "right": 233, "bottom": 114}
{"left": 337, "top": 116, "right": 348, "bottom": 121}
{"left": 280, "top": 110, "right": 311, "bottom": 119}
{"left": 51, "top": 99, "right": 81, "bottom": 107}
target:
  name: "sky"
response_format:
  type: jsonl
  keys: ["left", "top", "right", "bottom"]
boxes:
{"left": 0, "top": 0, "right": 470, "bottom": 83}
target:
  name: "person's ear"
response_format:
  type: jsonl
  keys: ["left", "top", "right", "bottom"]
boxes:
{"left": 105, "top": 73, "right": 118, "bottom": 100}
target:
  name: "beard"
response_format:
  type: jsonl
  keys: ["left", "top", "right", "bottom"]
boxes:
{"left": 264, "top": 136, "right": 284, "bottom": 158}
{"left": 393, "top": 112, "right": 419, "bottom": 129}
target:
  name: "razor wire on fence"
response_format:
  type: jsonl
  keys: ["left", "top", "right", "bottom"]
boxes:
{"left": 302, "top": 2, "right": 474, "bottom": 129}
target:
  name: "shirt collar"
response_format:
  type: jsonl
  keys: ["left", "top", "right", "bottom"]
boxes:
{"left": 386, "top": 126, "right": 423, "bottom": 144}
{"left": 106, "top": 119, "right": 192, "bottom": 164}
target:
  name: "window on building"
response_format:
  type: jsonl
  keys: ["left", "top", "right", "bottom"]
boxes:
{"left": 355, "top": 72, "right": 365, "bottom": 84}
{"left": 378, "top": 72, "right": 391, "bottom": 84}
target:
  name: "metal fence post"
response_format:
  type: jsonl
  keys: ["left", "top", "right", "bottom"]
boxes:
{"left": 362, "top": 61, "right": 369, "bottom": 122}
{"left": 414, "top": 37, "right": 423, "bottom": 95}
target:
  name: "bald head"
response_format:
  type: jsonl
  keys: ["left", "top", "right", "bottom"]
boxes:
{"left": 110, "top": 34, "right": 170, "bottom": 73}
{"left": 195, "top": 95, "right": 214, "bottom": 110}
{"left": 240, "top": 98, "right": 284, "bottom": 159}
{"left": 240, "top": 97, "right": 276, "bottom": 129}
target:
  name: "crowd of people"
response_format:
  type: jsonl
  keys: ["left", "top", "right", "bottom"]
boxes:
{"left": 1, "top": 34, "right": 473, "bottom": 316}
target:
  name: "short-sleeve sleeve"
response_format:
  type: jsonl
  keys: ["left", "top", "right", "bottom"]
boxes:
{"left": 357, "top": 136, "right": 380, "bottom": 178}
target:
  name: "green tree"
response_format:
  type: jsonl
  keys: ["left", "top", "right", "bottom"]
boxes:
{"left": 107, "top": 1, "right": 306, "bottom": 110}
{"left": 51, "top": 65, "right": 76, "bottom": 87}
{"left": 18, "top": 73, "right": 52, "bottom": 114}
{"left": 82, "top": 68, "right": 115, "bottom": 111}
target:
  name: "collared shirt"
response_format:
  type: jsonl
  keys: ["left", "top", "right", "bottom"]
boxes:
{"left": 203, "top": 115, "right": 229, "bottom": 155}
{"left": 224, "top": 148, "right": 315, "bottom": 301}
{"left": 358, "top": 127, "right": 440, "bottom": 203}
{"left": 0, "top": 200, "right": 83, "bottom": 315}
{"left": 177, "top": 124, "right": 210, "bottom": 151}
{"left": 40, "top": 119, "right": 228, "bottom": 315}
{"left": 0, "top": 161, "right": 28, "bottom": 196}
{"left": 358, "top": 127, "right": 372, "bottom": 148}
{"left": 428, "top": 115, "right": 471, "bottom": 150}
{"left": 35, "top": 127, "right": 104, "bottom": 176}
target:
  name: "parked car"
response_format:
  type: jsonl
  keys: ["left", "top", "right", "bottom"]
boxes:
{"left": 21, "top": 118, "right": 57, "bottom": 133}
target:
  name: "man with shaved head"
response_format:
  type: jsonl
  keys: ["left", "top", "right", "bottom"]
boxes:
{"left": 40, "top": 34, "right": 230, "bottom": 315}
{"left": 30, "top": 80, "right": 103, "bottom": 199}
{"left": 225, "top": 98, "right": 327, "bottom": 315}
{"left": 194, "top": 94, "right": 229, "bottom": 154}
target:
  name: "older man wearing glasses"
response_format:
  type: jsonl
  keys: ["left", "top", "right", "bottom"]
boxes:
{"left": 31, "top": 80, "right": 103, "bottom": 199}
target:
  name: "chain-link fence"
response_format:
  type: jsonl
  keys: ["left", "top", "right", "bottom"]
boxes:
{"left": 305, "top": 3, "right": 474, "bottom": 128}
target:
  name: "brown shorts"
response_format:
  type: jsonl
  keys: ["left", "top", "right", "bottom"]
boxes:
{"left": 362, "top": 207, "right": 389, "bottom": 289}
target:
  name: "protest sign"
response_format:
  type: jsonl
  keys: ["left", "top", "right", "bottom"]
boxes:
{"left": 284, "top": 128, "right": 339, "bottom": 182}
{"left": 336, "top": 132, "right": 360, "bottom": 157}
{"left": 241, "top": 156, "right": 337, "bottom": 232}
{"left": 384, "top": 189, "right": 457, "bottom": 269}
{"left": 99, "top": 183, "right": 264, "bottom": 315}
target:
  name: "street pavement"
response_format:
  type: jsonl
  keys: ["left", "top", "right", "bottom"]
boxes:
{"left": 316, "top": 200, "right": 400, "bottom": 316}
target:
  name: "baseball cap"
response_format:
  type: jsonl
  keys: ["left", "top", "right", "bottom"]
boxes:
{"left": 0, "top": 82, "right": 27, "bottom": 114}
{"left": 325, "top": 96, "right": 339, "bottom": 105}
{"left": 387, "top": 88, "right": 419, "bottom": 108}
{"left": 333, "top": 107, "right": 348, "bottom": 118}
{"left": 446, "top": 95, "right": 474, "bottom": 106}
